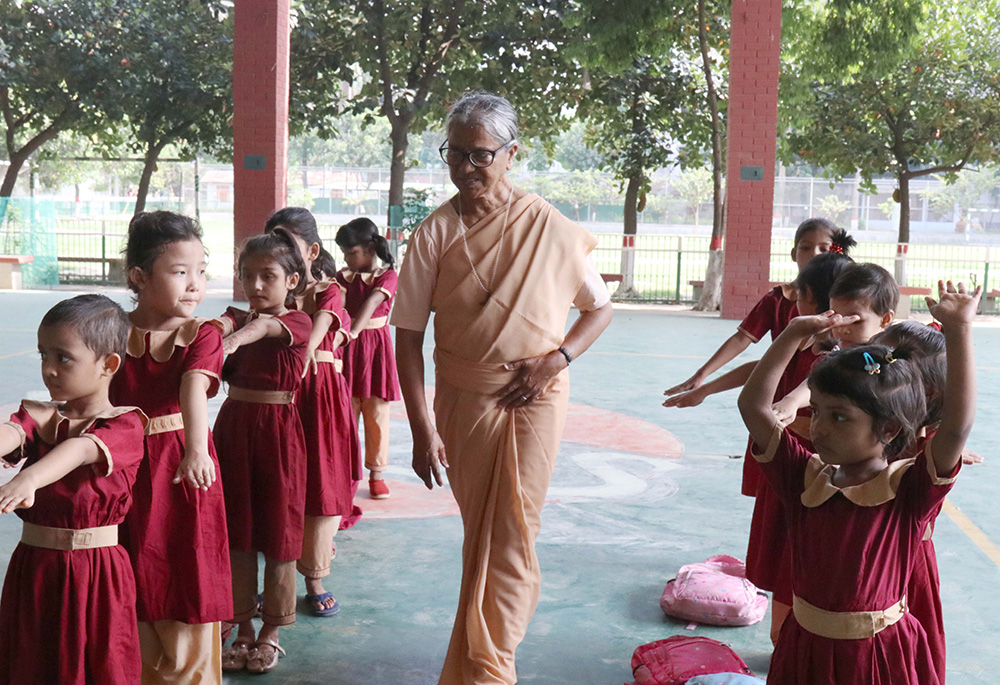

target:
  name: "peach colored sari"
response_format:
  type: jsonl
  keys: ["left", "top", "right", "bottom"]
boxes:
{"left": 416, "top": 194, "right": 596, "bottom": 684}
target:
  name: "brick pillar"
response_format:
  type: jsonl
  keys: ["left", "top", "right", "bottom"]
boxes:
{"left": 232, "top": 0, "right": 290, "bottom": 299}
{"left": 720, "top": 0, "right": 783, "bottom": 319}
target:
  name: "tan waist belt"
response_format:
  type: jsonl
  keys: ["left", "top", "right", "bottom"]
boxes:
{"left": 793, "top": 595, "right": 907, "bottom": 640}
{"left": 227, "top": 386, "right": 295, "bottom": 405}
{"left": 146, "top": 412, "right": 184, "bottom": 436}
{"left": 314, "top": 350, "right": 344, "bottom": 373}
{"left": 21, "top": 521, "right": 118, "bottom": 551}
{"left": 364, "top": 316, "right": 388, "bottom": 330}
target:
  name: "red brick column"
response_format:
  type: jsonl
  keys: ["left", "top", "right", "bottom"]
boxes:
{"left": 231, "top": 0, "right": 290, "bottom": 299}
{"left": 720, "top": 0, "right": 783, "bottom": 319}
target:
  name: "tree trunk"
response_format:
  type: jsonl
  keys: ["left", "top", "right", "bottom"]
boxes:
{"left": 0, "top": 149, "right": 31, "bottom": 199}
{"left": 387, "top": 117, "right": 410, "bottom": 226}
{"left": 616, "top": 173, "right": 642, "bottom": 299}
{"left": 895, "top": 173, "right": 910, "bottom": 285}
{"left": 694, "top": 0, "right": 726, "bottom": 312}
{"left": 135, "top": 141, "right": 167, "bottom": 215}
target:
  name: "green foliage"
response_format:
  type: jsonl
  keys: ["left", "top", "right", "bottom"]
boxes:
{"left": 780, "top": 0, "right": 1000, "bottom": 242}
{"left": 878, "top": 198, "right": 898, "bottom": 220}
{"left": 816, "top": 194, "right": 851, "bottom": 225}
{"left": 0, "top": 0, "right": 135, "bottom": 195}
{"left": 554, "top": 123, "right": 606, "bottom": 172}
{"left": 671, "top": 167, "right": 713, "bottom": 211}
{"left": 402, "top": 187, "right": 437, "bottom": 237}
{"left": 924, "top": 167, "right": 1000, "bottom": 216}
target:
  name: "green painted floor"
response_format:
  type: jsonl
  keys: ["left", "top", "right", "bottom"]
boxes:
{"left": 0, "top": 290, "right": 998, "bottom": 683}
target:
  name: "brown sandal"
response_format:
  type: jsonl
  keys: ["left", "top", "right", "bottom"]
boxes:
{"left": 246, "top": 638, "right": 286, "bottom": 674}
{"left": 221, "top": 637, "right": 253, "bottom": 671}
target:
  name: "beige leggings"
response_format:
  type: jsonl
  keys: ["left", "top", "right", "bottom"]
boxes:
{"left": 352, "top": 396, "right": 390, "bottom": 472}
{"left": 230, "top": 551, "right": 296, "bottom": 626}
{"left": 138, "top": 620, "right": 221, "bottom": 685}
{"left": 297, "top": 515, "right": 341, "bottom": 579}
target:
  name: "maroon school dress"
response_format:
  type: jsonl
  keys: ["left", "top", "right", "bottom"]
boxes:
{"left": 738, "top": 284, "right": 798, "bottom": 497}
{"left": 109, "top": 317, "right": 233, "bottom": 624}
{"left": 294, "top": 282, "right": 362, "bottom": 520}
{"left": 756, "top": 428, "right": 954, "bottom": 685}
{"left": 745, "top": 345, "right": 819, "bottom": 604}
{"left": 0, "top": 402, "right": 146, "bottom": 685}
{"left": 336, "top": 267, "right": 402, "bottom": 401}
{"left": 213, "top": 308, "right": 311, "bottom": 562}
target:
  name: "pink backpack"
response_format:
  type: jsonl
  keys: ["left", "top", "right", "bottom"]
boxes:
{"left": 659, "top": 555, "right": 768, "bottom": 627}
{"left": 626, "top": 636, "right": 754, "bottom": 685}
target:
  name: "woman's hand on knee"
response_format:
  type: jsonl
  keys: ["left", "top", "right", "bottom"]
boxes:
{"left": 412, "top": 427, "right": 448, "bottom": 489}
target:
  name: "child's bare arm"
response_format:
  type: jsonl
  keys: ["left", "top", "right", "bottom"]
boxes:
{"left": 740, "top": 313, "right": 856, "bottom": 449}
{"left": 0, "top": 424, "right": 24, "bottom": 467}
{"left": 222, "top": 317, "right": 289, "bottom": 354}
{"left": 773, "top": 379, "right": 810, "bottom": 426}
{"left": 663, "top": 361, "right": 757, "bottom": 408}
{"left": 665, "top": 331, "right": 752, "bottom": 395}
{"left": 926, "top": 281, "right": 981, "bottom": 475}
{"left": 175, "top": 373, "right": 216, "bottom": 491}
{"left": 350, "top": 291, "right": 388, "bottom": 338}
{"left": 302, "top": 311, "right": 337, "bottom": 377}
{"left": 0, "top": 437, "right": 102, "bottom": 512}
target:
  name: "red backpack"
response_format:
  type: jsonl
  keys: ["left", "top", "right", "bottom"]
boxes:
{"left": 626, "top": 636, "right": 755, "bottom": 685}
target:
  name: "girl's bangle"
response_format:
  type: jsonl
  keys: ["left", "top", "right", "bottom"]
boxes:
{"left": 557, "top": 346, "right": 573, "bottom": 365}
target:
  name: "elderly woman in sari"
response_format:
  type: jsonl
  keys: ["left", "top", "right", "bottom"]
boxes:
{"left": 391, "top": 92, "right": 613, "bottom": 684}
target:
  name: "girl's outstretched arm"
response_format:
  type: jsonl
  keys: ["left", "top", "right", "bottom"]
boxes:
{"left": 350, "top": 291, "right": 388, "bottom": 338}
{"left": 739, "top": 312, "right": 856, "bottom": 449}
{"left": 0, "top": 437, "right": 102, "bottom": 512}
{"left": 222, "top": 317, "right": 290, "bottom": 354}
{"left": 663, "top": 361, "right": 757, "bottom": 408}
{"left": 664, "top": 331, "right": 752, "bottom": 396}
{"left": 175, "top": 373, "right": 216, "bottom": 490}
{"left": 0, "top": 424, "right": 24, "bottom": 468}
{"left": 926, "top": 281, "right": 981, "bottom": 474}
{"left": 302, "top": 311, "right": 338, "bottom": 377}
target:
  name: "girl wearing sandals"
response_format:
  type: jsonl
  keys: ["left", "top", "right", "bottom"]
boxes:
{"left": 214, "top": 231, "right": 312, "bottom": 673}
{"left": 264, "top": 207, "right": 361, "bottom": 618}
{"left": 110, "top": 211, "right": 232, "bottom": 682}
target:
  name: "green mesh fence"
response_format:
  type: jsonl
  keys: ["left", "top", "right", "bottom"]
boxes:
{"left": 0, "top": 198, "right": 59, "bottom": 287}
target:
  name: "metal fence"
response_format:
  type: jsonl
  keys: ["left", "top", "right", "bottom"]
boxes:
{"left": 5, "top": 217, "right": 999, "bottom": 315}
{"left": 592, "top": 233, "right": 996, "bottom": 311}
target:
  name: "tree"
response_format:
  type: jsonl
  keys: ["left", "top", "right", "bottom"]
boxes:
{"left": 671, "top": 167, "right": 713, "bottom": 227}
{"left": 292, "top": 0, "right": 587, "bottom": 235}
{"left": 110, "top": 0, "right": 231, "bottom": 214}
{"left": 781, "top": 0, "right": 1000, "bottom": 283}
{"left": 0, "top": 0, "right": 131, "bottom": 201}
{"left": 924, "top": 166, "right": 1000, "bottom": 232}
{"left": 554, "top": 122, "right": 606, "bottom": 171}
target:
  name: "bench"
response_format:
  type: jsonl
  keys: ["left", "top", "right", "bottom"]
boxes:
{"left": 601, "top": 273, "right": 623, "bottom": 290}
{"left": 895, "top": 286, "right": 932, "bottom": 320}
{"left": 0, "top": 255, "right": 34, "bottom": 289}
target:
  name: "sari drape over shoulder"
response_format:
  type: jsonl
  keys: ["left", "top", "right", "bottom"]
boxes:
{"left": 394, "top": 193, "right": 597, "bottom": 684}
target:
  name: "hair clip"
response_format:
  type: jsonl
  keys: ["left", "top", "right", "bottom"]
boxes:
{"left": 885, "top": 351, "right": 897, "bottom": 364}
{"left": 863, "top": 352, "right": 880, "bottom": 375}
{"left": 829, "top": 243, "right": 844, "bottom": 254}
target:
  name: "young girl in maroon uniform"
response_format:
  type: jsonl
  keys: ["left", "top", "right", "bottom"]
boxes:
{"left": 664, "top": 231, "right": 857, "bottom": 643}
{"left": 264, "top": 207, "right": 360, "bottom": 617}
{"left": 335, "top": 218, "right": 401, "bottom": 499}
{"left": 738, "top": 281, "right": 979, "bottom": 685}
{"left": 0, "top": 295, "right": 147, "bottom": 684}
{"left": 215, "top": 231, "right": 312, "bottom": 674}
{"left": 111, "top": 211, "right": 232, "bottom": 684}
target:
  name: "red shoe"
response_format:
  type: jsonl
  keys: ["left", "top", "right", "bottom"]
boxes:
{"left": 369, "top": 478, "right": 390, "bottom": 499}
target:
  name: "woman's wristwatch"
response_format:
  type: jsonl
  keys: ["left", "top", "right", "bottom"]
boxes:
{"left": 557, "top": 345, "right": 573, "bottom": 365}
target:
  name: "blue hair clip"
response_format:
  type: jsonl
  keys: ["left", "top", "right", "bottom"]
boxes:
{"left": 863, "top": 352, "right": 880, "bottom": 375}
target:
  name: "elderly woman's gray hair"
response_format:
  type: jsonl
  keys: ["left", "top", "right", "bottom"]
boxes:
{"left": 445, "top": 92, "right": 519, "bottom": 147}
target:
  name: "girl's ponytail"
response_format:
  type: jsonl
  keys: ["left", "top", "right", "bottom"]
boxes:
{"left": 373, "top": 234, "right": 395, "bottom": 270}
{"left": 312, "top": 247, "right": 337, "bottom": 281}
{"left": 335, "top": 217, "right": 395, "bottom": 269}
{"left": 828, "top": 228, "right": 857, "bottom": 257}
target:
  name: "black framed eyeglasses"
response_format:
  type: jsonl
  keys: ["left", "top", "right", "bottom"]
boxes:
{"left": 438, "top": 139, "right": 514, "bottom": 168}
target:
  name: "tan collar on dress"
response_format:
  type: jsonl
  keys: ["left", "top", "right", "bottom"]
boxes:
{"left": 296, "top": 280, "right": 333, "bottom": 314}
{"left": 21, "top": 400, "right": 148, "bottom": 445}
{"left": 340, "top": 266, "right": 388, "bottom": 285}
{"left": 127, "top": 317, "right": 223, "bottom": 363}
{"left": 800, "top": 454, "right": 916, "bottom": 508}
